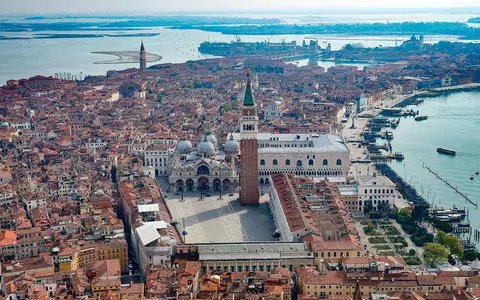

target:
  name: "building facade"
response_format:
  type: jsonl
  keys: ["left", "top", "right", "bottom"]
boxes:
{"left": 339, "top": 176, "right": 399, "bottom": 212}
{"left": 168, "top": 134, "right": 239, "bottom": 193}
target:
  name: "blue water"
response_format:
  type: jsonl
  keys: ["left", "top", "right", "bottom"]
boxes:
{"left": 1, "top": 13, "right": 479, "bottom": 84}
{"left": 386, "top": 90, "right": 480, "bottom": 226}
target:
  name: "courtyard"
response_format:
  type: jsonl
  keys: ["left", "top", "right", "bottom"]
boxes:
{"left": 157, "top": 176, "right": 277, "bottom": 244}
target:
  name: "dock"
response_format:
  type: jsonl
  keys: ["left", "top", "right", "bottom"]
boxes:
{"left": 424, "top": 165, "right": 477, "bottom": 208}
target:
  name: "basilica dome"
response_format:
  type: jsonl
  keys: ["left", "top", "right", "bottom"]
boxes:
{"left": 205, "top": 132, "right": 218, "bottom": 148}
{"left": 177, "top": 139, "right": 193, "bottom": 154}
{"left": 197, "top": 137, "right": 216, "bottom": 156}
{"left": 224, "top": 136, "right": 239, "bottom": 154}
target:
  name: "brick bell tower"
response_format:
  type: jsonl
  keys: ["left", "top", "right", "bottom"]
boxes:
{"left": 239, "top": 70, "right": 260, "bottom": 205}
{"left": 140, "top": 40, "right": 147, "bottom": 72}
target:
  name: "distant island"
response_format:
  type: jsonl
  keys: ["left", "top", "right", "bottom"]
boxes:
{"left": 468, "top": 17, "right": 480, "bottom": 23}
{"left": 176, "top": 22, "right": 480, "bottom": 40}
{"left": 0, "top": 32, "right": 160, "bottom": 40}
{"left": 0, "top": 15, "right": 282, "bottom": 34}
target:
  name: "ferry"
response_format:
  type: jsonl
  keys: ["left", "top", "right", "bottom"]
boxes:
{"left": 436, "top": 214, "right": 463, "bottom": 222}
{"left": 415, "top": 115, "right": 428, "bottom": 121}
{"left": 437, "top": 148, "right": 456, "bottom": 156}
{"left": 430, "top": 207, "right": 467, "bottom": 218}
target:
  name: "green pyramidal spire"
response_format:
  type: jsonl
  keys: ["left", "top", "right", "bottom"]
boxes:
{"left": 243, "top": 70, "right": 255, "bottom": 106}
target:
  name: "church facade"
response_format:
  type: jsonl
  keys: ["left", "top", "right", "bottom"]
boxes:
{"left": 164, "top": 71, "right": 350, "bottom": 199}
{"left": 167, "top": 134, "right": 239, "bottom": 193}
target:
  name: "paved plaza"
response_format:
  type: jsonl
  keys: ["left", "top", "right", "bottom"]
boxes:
{"left": 157, "top": 177, "right": 276, "bottom": 244}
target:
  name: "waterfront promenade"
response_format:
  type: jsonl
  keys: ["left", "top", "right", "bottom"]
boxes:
{"left": 341, "top": 89, "right": 426, "bottom": 176}
{"left": 341, "top": 83, "right": 479, "bottom": 178}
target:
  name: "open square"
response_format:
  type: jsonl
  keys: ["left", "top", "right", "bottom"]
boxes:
{"left": 157, "top": 177, "right": 277, "bottom": 244}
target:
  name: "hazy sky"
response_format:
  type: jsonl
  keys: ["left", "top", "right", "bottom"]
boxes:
{"left": 1, "top": 0, "right": 480, "bottom": 14}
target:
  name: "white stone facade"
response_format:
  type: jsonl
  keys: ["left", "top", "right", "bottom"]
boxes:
{"left": 230, "top": 133, "right": 350, "bottom": 184}
{"left": 264, "top": 99, "right": 283, "bottom": 121}
{"left": 144, "top": 145, "right": 175, "bottom": 176}
{"left": 339, "top": 175, "right": 399, "bottom": 212}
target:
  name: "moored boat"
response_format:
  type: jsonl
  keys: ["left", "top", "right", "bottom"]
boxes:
{"left": 437, "top": 148, "right": 456, "bottom": 155}
{"left": 415, "top": 115, "right": 428, "bottom": 121}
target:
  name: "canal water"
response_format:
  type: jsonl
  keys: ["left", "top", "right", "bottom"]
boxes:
{"left": 385, "top": 90, "right": 480, "bottom": 229}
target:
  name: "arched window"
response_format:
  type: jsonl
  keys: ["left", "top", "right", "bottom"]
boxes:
{"left": 323, "top": 159, "right": 328, "bottom": 166}
{"left": 197, "top": 165, "right": 210, "bottom": 175}
{"left": 336, "top": 159, "right": 342, "bottom": 166}
{"left": 297, "top": 160, "right": 302, "bottom": 167}
{"left": 260, "top": 159, "right": 265, "bottom": 166}
{"left": 285, "top": 159, "right": 290, "bottom": 166}
{"left": 308, "top": 159, "right": 314, "bottom": 166}
{"left": 273, "top": 159, "right": 278, "bottom": 166}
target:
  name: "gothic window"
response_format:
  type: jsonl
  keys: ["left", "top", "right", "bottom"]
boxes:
{"left": 260, "top": 159, "right": 265, "bottom": 166}
{"left": 285, "top": 159, "right": 290, "bottom": 166}
{"left": 323, "top": 159, "right": 328, "bottom": 166}
{"left": 336, "top": 159, "right": 342, "bottom": 166}
{"left": 273, "top": 159, "right": 278, "bottom": 166}
{"left": 308, "top": 159, "right": 314, "bottom": 166}
{"left": 297, "top": 160, "right": 302, "bottom": 167}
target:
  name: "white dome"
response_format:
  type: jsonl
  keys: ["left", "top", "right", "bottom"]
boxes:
{"left": 177, "top": 139, "right": 193, "bottom": 154}
{"left": 205, "top": 132, "right": 218, "bottom": 148}
{"left": 224, "top": 137, "right": 239, "bottom": 153}
{"left": 197, "top": 137, "right": 216, "bottom": 156}
{"left": 0, "top": 122, "right": 9, "bottom": 129}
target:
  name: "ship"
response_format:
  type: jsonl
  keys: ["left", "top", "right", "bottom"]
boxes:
{"left": 437, "top": 148, "right": 456, "bottom": 155}
{"left": 415, "top": 115, "right": 428, "bottom": 121}
{"left": 390, "top": 119, "right": 400, "bottom": 128}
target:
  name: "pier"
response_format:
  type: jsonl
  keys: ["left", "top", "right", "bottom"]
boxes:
{"left": 424, "top": 165, "right": 477, "bottom": 208}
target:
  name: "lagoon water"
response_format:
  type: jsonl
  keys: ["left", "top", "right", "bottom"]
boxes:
{"left": 1, "top": 12, "right": 479, "bottom": 83}
{"left": 386, "top": 90, "right": 480, "bottom": 228}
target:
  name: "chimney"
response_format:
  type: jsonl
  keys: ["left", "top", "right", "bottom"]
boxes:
{"left": 318, "top": 259, "right": 327, "bottom": 275}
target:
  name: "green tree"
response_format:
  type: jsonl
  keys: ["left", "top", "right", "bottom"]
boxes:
{"left": 444, "top": 235, "right": 464, "bottom": 258}
{"left": 463, "top": 250, "right": 479, "bottom": 262}
{"left": 436, "top": 231, "right": 464, "bottom": 258}
{"left": 424, "top": 243, "right": 449, "bottom": 267}
{"left": 436, "top": 231, "right": 447, "bottom": 245}
{"left": 396, "top": 208, "right": 412, "bottom": 224}
{"left": 377, "top": 201, "right": 391, "bottom": 218}
{"left": 364, "top": 200, "right": 374, "bottom": 215}
{"left": 222, "top": 101, "right": 233, "bottom": 112}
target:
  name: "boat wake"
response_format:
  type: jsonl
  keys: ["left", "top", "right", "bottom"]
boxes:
{"left": 92, "top": 51, "right": 162, "bottom": 64}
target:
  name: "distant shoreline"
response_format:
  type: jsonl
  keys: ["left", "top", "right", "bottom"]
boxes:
{"left": 394, "top": 83, "right": 480, "bottom": 107}
{"left": 175, "top": 22, "right": 480, "bottom": 40}
{"left": 0, "top": 32, "right": 159, "bottom": 40}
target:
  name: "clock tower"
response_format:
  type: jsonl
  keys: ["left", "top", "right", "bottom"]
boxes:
{"left": 239, "top": 70, "right": 260, "bottom": 205}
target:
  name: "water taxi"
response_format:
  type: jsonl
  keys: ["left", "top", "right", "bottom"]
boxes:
{"left": 437, "top": 148, "right": 456, "bottom": 156}
{"left": 415, "top": 115, "right": 428, "bottom": 121}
